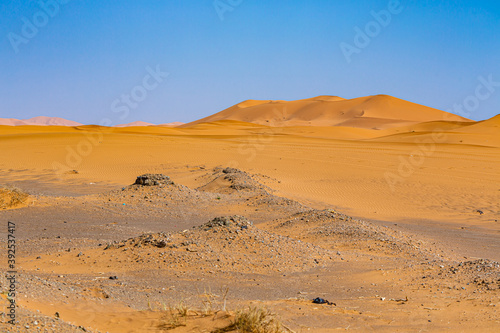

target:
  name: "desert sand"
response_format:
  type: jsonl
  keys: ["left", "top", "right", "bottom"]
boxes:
{"left": 0, "top": 95, "right": 499, "bottom": 332}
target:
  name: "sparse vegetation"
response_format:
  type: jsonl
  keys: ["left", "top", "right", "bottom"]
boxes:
{"left": 198, "top": 286, "right": 230, "bottom": 315}
{"left": 214, "top": 307, "right": 284, "bottom": 333}
{"left": 155, "top": 289, "right": 286, "bottom": 333}
{"left": 175, "top": 302, "right": 191, "bottom": 317}
{"left": 0, "top": 185, "right": 29, "bottom": 209}
{"left": 157, "top": 303, "right": 192, "bottom": 330}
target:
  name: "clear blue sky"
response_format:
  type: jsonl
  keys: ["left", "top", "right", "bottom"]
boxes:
{"left": 1, "top": 0, "right": 499, "bottom": 124}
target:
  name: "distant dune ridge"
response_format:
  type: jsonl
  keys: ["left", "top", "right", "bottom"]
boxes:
{"left": 115, "top": 121, "right": 185, "bottom": 127}
{"left": 115, "top": 121, "right": 155, "bottom": 127}
{"left": 181, "top": 95, "right": 474, "bottom": 129}
{"left": 0, "top": 116, "right": 83, "bottom": 126}
{"left": 0, "top": 95, "right": 494, "bottom": 130}
{"left": 0, "top": 117, "right": 185, "bottom": 128}
{"left": 0, "top": 118, "right": 28, "bottom": 126}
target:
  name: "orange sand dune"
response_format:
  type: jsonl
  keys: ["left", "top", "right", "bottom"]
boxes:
{"left": 366, "top": 114, "right": 500, "bottom": 147}
{"left": 182, "top": 95, "right": 473, "bottom": 129}
{"left": 459, "top": 113, "right": 500, "bottom": 133}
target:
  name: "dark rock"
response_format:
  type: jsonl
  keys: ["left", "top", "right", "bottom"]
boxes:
{"left": 134, "top": 174, "right": 174, "bottom": 186}
{"left": 312, "top": 297, "right": 336, "bottom": 306}
{"left": 202, "top": 216, "right": 252, "bottom": 230}
{"left": 222, "top": 167, "right": 241, "bottom": 174}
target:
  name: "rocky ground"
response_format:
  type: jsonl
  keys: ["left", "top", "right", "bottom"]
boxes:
{"left": 1, "top": 168, "right": 499, "bottom": 332}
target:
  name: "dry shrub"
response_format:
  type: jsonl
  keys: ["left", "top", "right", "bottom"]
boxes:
{"left": 156, "top": 302, "right": 193, "bottom": 330}
{"left": 214, "top": 306, "right": 283, "bottom": 333}
{"left": 0, "top": 186, "right": 29, "bottom": 209}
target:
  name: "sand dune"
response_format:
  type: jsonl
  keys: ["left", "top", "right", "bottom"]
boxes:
{"left": 0, "top": 116, "right": 83, "bottom": 126}
{"left": 0, "top": 118, "right": 28, "bottom": 126}
{"left": 115, "top": 121, "right": 186, "bottom": 127}
{"left": 114, "top": 121, "right": 155, "bottom": 127}
{"left": 155, "top": 121, "right": 185, "bottom": 127}
{"left": 23, "top": 116, "right": 83, "bottom": 126}
{"left": 182, "top": 95, "right": 473, "bottom": 129}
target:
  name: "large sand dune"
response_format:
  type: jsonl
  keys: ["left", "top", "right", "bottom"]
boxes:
{"left": 182, "top": 95, "right": 473, "bottom": 129}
